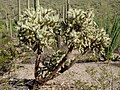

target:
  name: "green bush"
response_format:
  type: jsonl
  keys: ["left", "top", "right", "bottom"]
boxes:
{"left": 0, "top": 20, "right": 18, "bottom": 71}
{"left": 104, "top": 15, "right": 120, "bottom": 61}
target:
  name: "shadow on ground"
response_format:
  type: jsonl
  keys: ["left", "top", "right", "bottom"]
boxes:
{"left": 111, "top": 62, "right": 120, "bottom": 67}
{"left": 9, "top": 78, "right": 35, "bottom": 90}
{"left": 8, "top": 78, "right": 78, "bottom": 90}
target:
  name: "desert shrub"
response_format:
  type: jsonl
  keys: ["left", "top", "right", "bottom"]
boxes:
{"left": 97, "top": 14, "right": 120, "bottom": 61}
{"left": 105, "top": 15, "right": 120, "bottom": 61}
{"left": 0, "top": 34, "right": 17, "bottom": 72}
{"left": 0, "top": 20, "right": 19, "bottom": 73}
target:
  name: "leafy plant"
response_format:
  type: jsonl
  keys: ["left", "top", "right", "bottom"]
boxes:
{"left": 16, "top": 7, "right": 110, "bottom": 86}
{"left": 104, "top": 15, "right": 120, "bottom": 60}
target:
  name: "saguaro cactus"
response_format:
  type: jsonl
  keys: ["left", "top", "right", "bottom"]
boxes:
{"left": 9, "top": 18, "right": 12, "bottom": 38}
{"left": 66, "top": 0, "right": 69, "bottom": 21}
{"left": 6, "top": 13, "right": 9, "bottom": 31}
{"left": 63, "top": 0, "right": 69, "bottom": 23}
{"left": 27, "top": 0, "right": 30, "bottom": 9}
{"left": 18, "top": 0, "right": 21, "bottom": 20}
{"left": 63, "top": 4, "right": 66, "bottom": 23}
{"left": 34, "top": 0, "right": 40, "bottom": 11}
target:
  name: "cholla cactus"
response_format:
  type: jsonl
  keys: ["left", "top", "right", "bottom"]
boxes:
{"left": 17, "top": 7, "right": 60, "bottom": 53}
{"left": 61, "top": 8, "right": 110, "bottom": 54}
{"left": 17, "top": 7, "right": 110, "bottom": 85}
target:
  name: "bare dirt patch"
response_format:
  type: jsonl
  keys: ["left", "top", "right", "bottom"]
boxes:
{"left": 3, "top": 61, "right": 119, "bottom": 90}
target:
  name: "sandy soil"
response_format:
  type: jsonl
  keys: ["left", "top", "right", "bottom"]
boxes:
{"left": 10, "top": 62, "right": 120, "bottom": 84}
{"left": 1, "top": 61, "right": 119, "bottom": 90}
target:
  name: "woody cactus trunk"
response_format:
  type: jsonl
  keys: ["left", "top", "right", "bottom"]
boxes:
{"left": 16, "top": 0, "right": 110, "bottom": 86}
